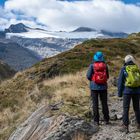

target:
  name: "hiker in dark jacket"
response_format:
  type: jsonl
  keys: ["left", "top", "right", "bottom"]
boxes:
{"left": 118, "top": 55, "right": 140, "bottom": 133}
{"left": 87, "top": 51, "right": 110, "bottom": 125}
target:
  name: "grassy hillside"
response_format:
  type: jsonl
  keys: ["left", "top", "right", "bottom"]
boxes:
{"left": 28, "top": 37, "right": 140, "bottom": 81}
{"left": 0, "top": 34, "right": 140, "bottom": 139}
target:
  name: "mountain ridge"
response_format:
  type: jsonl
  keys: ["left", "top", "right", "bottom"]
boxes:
{"left": 5, "top": 23, "right": 128, "bottom": 38}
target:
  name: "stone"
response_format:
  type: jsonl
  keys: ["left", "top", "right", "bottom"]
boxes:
{"left": 8, "top": 106, "right": 98, "bottom": 140}
{"left": 116, "top": 114, "right": 122, "bottom": 120}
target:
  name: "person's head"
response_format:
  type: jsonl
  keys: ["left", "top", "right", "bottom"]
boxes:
{"left": 124, "top": 55, "right": 135, "bottom": 64}
{"left": 93, "top": 51, "right": 105, "bottom": 62}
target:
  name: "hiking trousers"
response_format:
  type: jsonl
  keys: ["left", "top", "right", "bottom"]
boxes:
{"left": 91, "top": 90, "right": 110, "bottom": 124}
{"left": 123, "top": 94, "right": 140, "bottom": 126}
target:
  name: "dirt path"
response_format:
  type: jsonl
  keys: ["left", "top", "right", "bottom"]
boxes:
{"left": 91, "top": 121, "right": 140, "bottom": 140}
{"left": 91, "top": 94, "right": 140, "bottom": 140}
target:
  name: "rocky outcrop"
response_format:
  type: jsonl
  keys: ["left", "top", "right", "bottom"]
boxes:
{"left": 42, "top": 116, "right": 98, "bottom": 140}
{"left": 8, "top": 105, "right": 98, "bottom": 140}
{"left": 8, "top": 105, "right": 50, "bottom": 140}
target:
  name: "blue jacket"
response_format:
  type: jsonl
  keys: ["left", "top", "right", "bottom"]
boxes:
{"left": 86, "top": 62, "right": 109, "bottom": 90}
{"left": 118, "top": 61, "right": 140, "bottom": 97}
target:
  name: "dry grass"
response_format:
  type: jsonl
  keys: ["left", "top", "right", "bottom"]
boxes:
{"left": 0, "top": 68, "right": 118, "bottom": 139}
{"left": 43, "top": 70, "right": 89, "bottom": 100}
{"left": 0, "top": 70, "right": 90, "bottom": 140}
{"left": 42, "top": 70, "right": 91, "bottom": 117}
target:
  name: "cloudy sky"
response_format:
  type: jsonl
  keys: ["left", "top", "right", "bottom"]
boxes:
{"left": 0, "top": 0, "right": 140, "bottom": 33}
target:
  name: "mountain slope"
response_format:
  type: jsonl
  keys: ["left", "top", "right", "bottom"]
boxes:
{"left": 0, "top": 31, "right": 5, "bottom": 38}
{"left": 100, "top": 30, "right": 128, "bottom": 38}
{"left": 27, "top": 37, "right": 140, "bottom": 80}
{"left": 0, "top": 39, "right": 41, "bottom": 71}
{"left": 0, "top": 61, "right": 15, "bottom": 81}
{"left": 0, "top": 34, "right": 140, "bottom": 139}
{"left": 8, "top": 36, "right": 84, "bottom": 58}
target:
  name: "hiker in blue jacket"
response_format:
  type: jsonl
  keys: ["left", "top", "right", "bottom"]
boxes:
{"left": 118, "top": 55, "right": 140, "bottom": 133}
{"left": 87, "top": 51, "right": 110, "bottom": 125}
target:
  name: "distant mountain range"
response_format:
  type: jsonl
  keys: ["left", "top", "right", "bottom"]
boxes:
{"left": 3, "top": 23, "right": 128, "bottom": 38}
{"left": 72, "top": 27, "right": 128, "bottom": 38}
{"left": 0, "top": 23, "right": 129, "bottom": 70}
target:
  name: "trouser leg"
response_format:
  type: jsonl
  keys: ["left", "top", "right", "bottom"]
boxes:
{"left": 123, "top": 94, "right": 131, "bottom": 126}
{"left": 91, "top": 90, "right": 99, "bottom": 123}
{"left": 99, "top": 90, "right": 110, "bottom": 122}
{"left": 132, "top": 94, "right": 140, "bottom": 124}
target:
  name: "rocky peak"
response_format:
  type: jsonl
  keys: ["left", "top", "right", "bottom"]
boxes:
{"left": 72, "top": 27, "right": 96, "bottom": 32}
{"left": 5, "top": 23, "right": 29, "bottom": 33}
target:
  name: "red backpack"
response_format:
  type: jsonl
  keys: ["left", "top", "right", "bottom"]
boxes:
{"left": 92, "top": 62, "right": 107, "bottom": 84}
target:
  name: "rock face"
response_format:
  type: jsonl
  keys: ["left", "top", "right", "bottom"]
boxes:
{"left": 5, "top": 23, "right": 29, "bottom": 33}
{"left": 8, "top": 106, "right": 98, "bottom": 140}
{"left": 8, "top": 106, "right": 50, "bottom": 140}
{"left": 43, "top": 116, "right": 98, "bottom": 140}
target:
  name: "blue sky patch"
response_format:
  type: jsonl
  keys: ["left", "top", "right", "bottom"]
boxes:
{"left": 0, "top": 0, "right": 140, "bottom": 6}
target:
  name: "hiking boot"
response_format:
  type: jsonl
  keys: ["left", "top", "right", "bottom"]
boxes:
{"left": 93, "top": 121, "right": 99, "bottom": 126}
{"left": 105, "top": 121, "right": 111, "bottom": 125}
{"left": 120, "top": 124, "right": 129, "bottom": 134}
{"left": 137, "top": 124, "right": 140, "bottom": 130}
{"left": 91, "top": 121, "right": 99, "bottom": 127}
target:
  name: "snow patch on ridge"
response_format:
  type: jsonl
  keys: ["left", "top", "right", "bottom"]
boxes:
{"left": 6, "top": 29, "right": 104, "bottom": 39}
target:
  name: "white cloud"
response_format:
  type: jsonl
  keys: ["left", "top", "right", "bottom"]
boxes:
{"left": 0, "top": 0, "right": 140, "bottom": 33}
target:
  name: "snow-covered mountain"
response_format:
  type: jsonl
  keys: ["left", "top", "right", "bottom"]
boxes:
{"left": 8, "top": 36, "right": 84, "bottom": 58}
{"left": 5, "top": 23, "right": 128, "bottom": 59}
{"left": 6, "top": 27, "right": 103, "bottom": 39}
{"left": 0, "top": 23, "right": 128, "bottom": 70}
{"left": 6, "top": 25, "right": 128, "bottom": 39}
